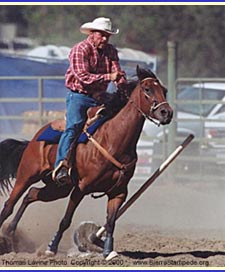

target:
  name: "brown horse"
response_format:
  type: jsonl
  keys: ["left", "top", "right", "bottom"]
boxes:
{"left": 0, "top": 66, "right": 173, "bottom": 257}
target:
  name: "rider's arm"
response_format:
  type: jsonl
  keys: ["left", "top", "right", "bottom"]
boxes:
{"left": 69, "top": 43, "right": 111, "bottom": 85}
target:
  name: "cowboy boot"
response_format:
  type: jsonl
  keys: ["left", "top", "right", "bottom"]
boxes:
{"left": 54, "top": 123, "right": 84, "bottom": 186}
{"left": 54, "top": 159, "right": 71, "bottom": 186}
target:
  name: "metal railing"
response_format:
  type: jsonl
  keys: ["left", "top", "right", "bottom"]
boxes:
{"left": 0, "top": 75, "right": 65, "bottom": 139}
{"left": 1, "top": 74, "right": 225, "bottom": 184}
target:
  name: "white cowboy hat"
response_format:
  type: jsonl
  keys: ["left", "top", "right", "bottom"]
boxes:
{"left": 80, "top": 17, "right": 119, "bottom": 35}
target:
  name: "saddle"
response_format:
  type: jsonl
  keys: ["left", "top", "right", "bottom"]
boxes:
{"left": 50, "top": 105, "right": 106, "bottom": 132}
{"left": 39, "top": 105, "right": 106, "bottom": 172}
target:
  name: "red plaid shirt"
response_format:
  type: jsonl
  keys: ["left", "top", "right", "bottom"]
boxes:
{"left": 65, "top": 36, "right": 124, "bottom": 95}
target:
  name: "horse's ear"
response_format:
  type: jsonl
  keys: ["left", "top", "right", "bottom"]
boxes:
{"left": 136, "top": 65, "right": 150, "bottom": 81}
{"left": 136, "top": 65, "right": 142, "bottom": 80}
{"left": 136, "top": 65, "right": 156, "bottom": 81}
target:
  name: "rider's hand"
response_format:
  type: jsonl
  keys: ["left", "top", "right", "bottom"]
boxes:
{"left": 110, "top": 71, "right": 119, "bottom": 81}
{"left": 110, "top": 71, "right": 126, "bottom": 82}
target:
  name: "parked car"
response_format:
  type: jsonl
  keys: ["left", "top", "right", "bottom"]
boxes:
{"left": 134, "top": 139, "right": 154, "bottom": 180}
{"left": 142, "top": 81, "right": 225, "bottom": 179}
{"left": 143, "top": 82, "right": 225, "bottom": 138}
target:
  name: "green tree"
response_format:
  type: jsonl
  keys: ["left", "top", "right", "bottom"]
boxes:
{"left": 1, "top": 5, "right": 225, "bottom": 80}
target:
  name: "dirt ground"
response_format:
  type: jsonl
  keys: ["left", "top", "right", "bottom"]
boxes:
{"left": 1, "top": 174, "right": 225, "bottom": 269}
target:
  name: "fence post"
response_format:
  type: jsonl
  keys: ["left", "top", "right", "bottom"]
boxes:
{"left": 38, "top": 77, "right": 44, "bottom": 127}
{"left": 167, "top": 41, "right": 177, "bottom": 155}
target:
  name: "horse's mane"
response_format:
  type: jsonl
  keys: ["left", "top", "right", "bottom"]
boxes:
{"left": 95, "top": 80, "right": 137, "bottom": 118}
{"left": 93, "top": 67, "right": 158, "bottom": 118}
{"left": 98, "top": 68, "right": 157, "bottom": 118}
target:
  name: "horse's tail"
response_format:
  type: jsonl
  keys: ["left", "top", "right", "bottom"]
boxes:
{"left": 0, "top": 139, "right": 29, "bottom": 196}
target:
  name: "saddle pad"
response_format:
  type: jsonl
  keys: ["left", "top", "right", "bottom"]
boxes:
{"left": 37, "top": 116, "right": 108, "bottom": 144}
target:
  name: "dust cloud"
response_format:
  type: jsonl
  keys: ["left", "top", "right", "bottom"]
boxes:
{"left": 0, "top": 158, "right": 225, "bottom": 267}
{"left": 1, "top": 167, "right": 225, "bottom": 245}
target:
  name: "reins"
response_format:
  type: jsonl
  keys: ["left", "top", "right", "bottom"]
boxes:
{"left": 128, "top": 99, "right": 161, "bottom": 126}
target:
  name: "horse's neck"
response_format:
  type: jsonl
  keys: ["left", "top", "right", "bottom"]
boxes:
{"left": 109, "top": 89, "right": 145, "bottom": 149}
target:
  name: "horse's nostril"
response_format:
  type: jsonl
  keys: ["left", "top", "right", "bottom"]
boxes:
{"left": 161, "top": 109, "right": 168, "bottom": 117}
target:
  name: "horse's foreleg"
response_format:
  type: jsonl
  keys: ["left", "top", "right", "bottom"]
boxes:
{"left": 103, "top": 191, "right": 127, "bottom": 257}
{"left": 46, "top": 187, "right": 84, "bottom": 255}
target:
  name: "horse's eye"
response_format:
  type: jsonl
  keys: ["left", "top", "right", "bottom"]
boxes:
{"left": 145, "top": 88, "right": 151, "bottom": 94}
{"left": 163, "top": 88, "right": 168, "bottom": 98}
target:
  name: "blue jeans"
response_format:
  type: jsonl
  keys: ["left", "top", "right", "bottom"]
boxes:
{"left": 54, "top": 91, "right": 98, "bottom": 168}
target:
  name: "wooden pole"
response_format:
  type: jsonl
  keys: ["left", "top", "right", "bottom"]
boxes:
{"left": 96, "top": 134, "right": 194, "bottom": 238}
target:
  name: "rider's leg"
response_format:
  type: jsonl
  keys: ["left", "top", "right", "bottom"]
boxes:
{"left": 54, "top": 123, "right": 84, "bottom": 184}
{"left": 53, "top": 91, "right": 98, "bottom": 184}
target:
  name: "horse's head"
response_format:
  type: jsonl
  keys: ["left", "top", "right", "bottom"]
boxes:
{"left": 136, "top": 66, "right": 173, "bottom": 126}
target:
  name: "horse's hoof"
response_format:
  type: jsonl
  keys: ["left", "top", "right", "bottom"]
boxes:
{"left": 45, "top": 249, "right": 56, "bottom": 257}
{"left": 105, "top": 251, "right": 118, "bottom": 261}
{"left": 0, "top": 235, "right": 13, "bottom": 255}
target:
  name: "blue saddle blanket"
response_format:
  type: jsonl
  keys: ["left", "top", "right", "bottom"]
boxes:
{"left": 37, "top": 116, "right": 108, "bottom": 144}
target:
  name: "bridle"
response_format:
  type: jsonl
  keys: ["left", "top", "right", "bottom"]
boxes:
{"left": 128, "top": 77, "right": 169, "bottom": 126}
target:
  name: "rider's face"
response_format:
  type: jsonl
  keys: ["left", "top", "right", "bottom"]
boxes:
{"left": 91, "top": 31, "right": 111, "bottom": 49}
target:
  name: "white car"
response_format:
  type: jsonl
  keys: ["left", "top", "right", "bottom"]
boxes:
{"left": 143, "top": 81, "right": 225, "bottom": 142}
{"left": 142, "top": 81, "right": 225, "bottom": 177}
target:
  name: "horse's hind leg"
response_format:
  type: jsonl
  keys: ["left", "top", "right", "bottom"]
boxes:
{"left": 0, "top": 176, "right": 36, "bottom": 229}
{"left": 103, "top": 191, "right": 127, "bottom": 257}
{"left": 3, "top": 186, "right": 40, "bottom": 236}
{"left": 0, "top": 143, "right": 42, "bottom": 230}
{"left": 4, "top": 183, "right": 72, "bottom": 236}
{"left": 46, "top": 187, "right": 84, "bottom": 255}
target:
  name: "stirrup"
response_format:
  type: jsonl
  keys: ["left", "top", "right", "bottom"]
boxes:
{"left": 52, "top": 161, "right": 64, "bottom": 181}
{"left": 52, "top": 161, "right": 72, "bottom": 181}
